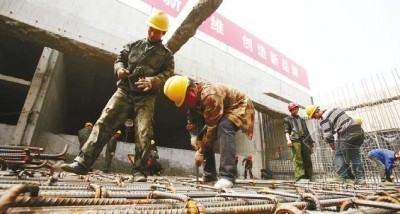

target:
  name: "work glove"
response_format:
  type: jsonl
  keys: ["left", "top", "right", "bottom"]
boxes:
{"left": 190, "top": 135, "right": 200, "bottom": 150}
{"left": 194, "top": 150, "right": 204, "bottom": 167}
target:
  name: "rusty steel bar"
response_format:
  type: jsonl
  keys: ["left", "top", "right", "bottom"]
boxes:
{"left": 204, "top": 203, "right": 277, "bottom": 213}
{"left": 38, "top": 190, "right": 219, "bottom": 199}
{"left": 7, "top": 197, "right": 191, "bottom": 207}
{"left": 7, "top": 206, "right": 190, "bottom": 213}
{"left": 0, "top": 145, "right": 44, "bottom": 152}
{"left": 347, "top": 199, "right": 400, "bottom": 211}
{"left": 217, "top": 192, "right": 280, "bottom": 204}
{"left": 0, "top": 149, "right": 30, "bottom": 153}
{"left": 0, "top": 184, "right": 39, "bottom": 213}
{"left": 0, "top": 145, "right": 67, "bottom": 161}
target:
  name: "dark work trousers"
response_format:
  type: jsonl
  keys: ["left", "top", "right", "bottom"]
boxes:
{"left": 244, "top": 166, "right": 253, "bottom": 179}
{"left": 75, "top": 88, "right": 155, "bottom": 177}
{"left": 334, "top": 126, "right": 365, "bottom": 180}
{"left": 203, "top": 117, "right": 239, "bottom": 183}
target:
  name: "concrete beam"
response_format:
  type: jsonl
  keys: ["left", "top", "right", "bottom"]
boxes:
{"left": 0, "top": 15, "right": 116, "bottom": 65}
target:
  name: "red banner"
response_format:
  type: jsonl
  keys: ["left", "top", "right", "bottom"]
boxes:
{"left": 199, "top": 13, "right": 310, "bottom": 89}
{"left": 141, "top": 0, "right": 189, "bottom": 17}
{"left": 140, "top": 1, "right": 309, "bottom": 88}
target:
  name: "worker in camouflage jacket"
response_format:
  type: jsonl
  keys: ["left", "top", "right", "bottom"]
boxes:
{"left": 164, "top": 75, "right": 255, "bottom": 189}
{"left": 61, "top": 11, "right": 174, "bottom": 182}
{"left": 283, "top": 103, "right": 314, "bottom": 181}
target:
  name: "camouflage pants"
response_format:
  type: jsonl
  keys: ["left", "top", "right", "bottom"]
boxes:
{"left": 75, "top": 88, "right": 155, "bottom": 176}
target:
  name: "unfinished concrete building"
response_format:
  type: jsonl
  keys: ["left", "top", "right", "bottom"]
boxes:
{"left": 0, "top": 0, "right": 313, "bottom": 176}
{"left": 1, "top": 1, "right": 400, "bottom": 213}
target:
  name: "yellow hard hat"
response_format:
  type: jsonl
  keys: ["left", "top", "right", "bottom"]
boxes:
{"left": 164, "top": 76, "right": 190, "bottom": 107}
{"left": 305, "top": 105, "right": 318, "bottom": 118}
{"left": 147, "top": 11, "right": 169, "bottom": 31}
{"left": 85, "top": 122, "right": 93, "bottom": 127}
{"left": 353, "top": 118, "right": 363, "bottom": 125}
{"left": 116, "top": 130, "right": 122, "bottom": 134}
{"left": 151, "top": 140, "right": 155, "bottom": 145}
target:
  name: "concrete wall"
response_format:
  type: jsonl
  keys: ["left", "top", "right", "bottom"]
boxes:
{"left": 0, "top": 124, "right": 15, "bottom": 145}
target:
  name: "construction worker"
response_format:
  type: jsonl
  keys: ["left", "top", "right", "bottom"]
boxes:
{"left": 78, "top": 122, "right": 93, "bottom": 149}
{"left": 102, "top": 130, "right": 122, "bottom": 173}
{"left": 61, "top": 11, "right": 174, "bottom": 182}
{"left": 368, "top": 149, "right": 400, "bottom": 183}
{"left": 242, "top": 154, "right": 254, "bottom": 179}
{"left": 260, "top": 166, "right": 273, "bottom": 180}
{"left": 163, "top": 75, "right": 255, "bottom": 189}
{"left": 305, "top": 105, "right": 366, "bottom": 184}
{"left": 283, "top": 102, "right": 314, "bottom": 181}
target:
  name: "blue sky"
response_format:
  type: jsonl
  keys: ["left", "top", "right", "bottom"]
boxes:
{"left": 217, "top": 1, "right": 400, "bottom": 95}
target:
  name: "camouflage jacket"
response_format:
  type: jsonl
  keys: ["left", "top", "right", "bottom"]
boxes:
{"left": 187, "top": 82, "right": 255, "bottom": 148}
{"left": 114, "top": 38, "right": 174, "bottom": 94}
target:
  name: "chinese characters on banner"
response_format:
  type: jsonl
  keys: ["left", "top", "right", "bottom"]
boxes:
{"left": 142, "top": 0, "right": 310, "bottom": 89}
{"left": 199, "top": 13, "right": 310, "bottom": 89}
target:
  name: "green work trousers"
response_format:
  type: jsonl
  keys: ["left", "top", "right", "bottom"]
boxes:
{"left": 75, "top": 88, "right": 155, "bottom": 177}
{"left": 291, "top": 141, "right": 313, "bottom": 180}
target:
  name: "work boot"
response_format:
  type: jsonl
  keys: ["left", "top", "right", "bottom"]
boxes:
{"left": 214, "top": 178, "right": 233, "bottom": 189}
{"left": 60, "top": 162, "right": 88, "bottom": 175}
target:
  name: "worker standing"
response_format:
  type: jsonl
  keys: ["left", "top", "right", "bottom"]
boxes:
{"left": 163, "top": 75, "right": 255, "bottom": 189}
{"left": 61, "top": 11, "right": 175, "bottom": 182}
{"left": 102, "top": 130, "right": 122, "bottom": 173}
{"left": 242, "top": 154, "right": 254, "bottom": 179}
{"left": 283, "top": 103, "right": 314, "bottom": 181}
{"left": 78, "top": 122, "right": 93, "bottom": 149}
{"left": 305, "top": 105, "right": 365, "bottom": 184}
